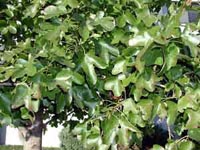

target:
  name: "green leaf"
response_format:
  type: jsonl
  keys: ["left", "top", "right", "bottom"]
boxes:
{"left": 25, "top": 62, "right": 37, "bottom": 77}
{"left": 122, "top": 98, "right": 138, "bottom": 114}
{"left": 119, "top": 116, "right": 141, "bottom": 133}
{"left": 20, "top": 107, "right": 32, "bottom": 120}
{"left": 135, "top": 7, "right": 157, "bottom": 27}
{"left": 1, "top": 27, "right": 8, "bottom": 35}
{"left": 178, "top": 140, "right": 195, "bottom": 150}
{"left": 112, "top": 59, "right": 126, "bottom": 75}
{"left": 99, "top": 41, "right": 120, "bottom": 56}
{"left": 124, "top": 11, "right": 138, "bottom": 25}
{"left": 104, "top": 77, "right": 124, "bottom": 97}
{"left": 55, "top": 69, "right": 84, "bottom": 91}
{"left": 178, "top": 93, "right": 198, "bottom": 113}
{"left": 166, "top": 101, "right": 177, "bottom": 125}
{"left": 42, "top": 5, "right": 66, "bottom": 19}
{"left": 55, "top": 70, "right": 72, "bottom": 92}
{"left": 66, "top": 0, "right": 79, "bottom": 8}
{"left": 116, "top": 15, "right": 126, "bottom": 27}
{"left": 12, "top": 84, "right": 30, "bottom": 109}
{"left": 24, "top": 2, "right": 40, "bottom": 18}
{"left": 99, "top": 17, "right": 115, "bottom": 31}
{"left": 174, "top": 84, "right": 182, "bottom": 98}
{"left": 188, "top": 128, "right": 200, "bottom": 142}
{"left": 8, "top": 25, "right": 17, "bottom": 34}
{"left": 72, "top": 85, "right": 97, "bottom": 110}
{"left": 135, "top": 69, "right": 157, "bottom": 93}
{"left": 165, "top": 44, "right": 180, "bottom": 70}
{"left": 72, "top": 72, "right": 85, "bottom": 85}
{"left": 137, "top": 99, "right": 153, "bottom": 121}
{"left": 56, "top": 94, "right": 66, "bottom": 113}
{"left": 82, "top": 53, "right": 107, "bottom": 85}
{"left": 111, "top": 29, "right": 125, "bottom": 44}
{"left": 165, "top": 142, "right": 178, "bottom": 150}
{"left": 79, "top": 25, "right": 90, "bottom": 42}
{"left": 117, "top": 127, "right": 129, "bottom": 146}
{"left": 25, "top": 99, "right": 40, "bottom": 112}
{"left": 129, "top": 32, "right": 152, "bottom": 47}
{"left": 166, "top": 66, "right": 183, "bottom": 81}
{"left": 5, "top": 9, "right": 14, "bottom": 17}
{"left": 152, "top": 145, "right": 165, "bottom": 150}
{"left": 102, "top": 115, "right": 119, "bottom": 145}
{"left": 122, "top": 73, "right": 137, "bottom": 87}
{"left": 142, "top": 48, "right": 163, "bottom": 66}
{"left": 0, "top": 92, "right": 11, "bottom": 114}
{"left": 185, "top": 109, "right": 200, "bottom": 129}
{"left": 0, "top": 113, "right": 12, "bottom": 125}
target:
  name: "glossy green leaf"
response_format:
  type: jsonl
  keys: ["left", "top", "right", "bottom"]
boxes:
{"left": 166, "top": 101, "right": 177, "bottom": 125}
{"left": 112, "top": 59, "right": 126, "bottom": 75}
{"left": 188, "top": 128, "right": 200, "bottom": 142}
{"left": 56, "top": 94, "right": 66, "bottom": 113}
{"left": 25, "top": 98, "right": 40, "bottom": 112}
{"left": 20, "top": 107, "right": 32, "bottom": 120}
{"left": 122, "top": 73, "right": 137, "bottom": 87}
{"left": 135, "top": 7, "right": 157, "bottom": 27}
{"left": 72, "top": 85, "right": 97, "bottom": 110}
{"left": 79, "top": 25, "right": 90, "bottom": 42}
{"left": 178, "top": 140, "right": 195, "bottom": 150}
{"left": 66, "top": 0, "right": 79, "bottom": 8}
{"left": 12, "top": 84, "right": 30, "bottom": 109}
{"left": 117, "top": 127, "right": 129, "bottom": 146}
{"left": 0, "top": 114, "right": 12, "bottom": 125}
{"left": 152, "top": 145, "right": 165, "bottom": 150}
{"left": 102, "top": 115, "right": 119, "bottom": 145}
{"left": 104, "top": 77, "right": 124, "bottom": 97}
{"left": 142, "top": 49, "right": 163, "bottom": 66}
{"left": 111, "top": 29, "right": 124, "bottom": 44}
{"left": 129, "top": 32, "right": 152, "bottom": 47}
{"left": 55, "top": 70, "right": 72, "bottom": 92}
{"left": 55, "top": 70, "right": 84, "bottom": 91}
{"left": 116, "top": 15, "right": 126, "bottom": 27}
{"left": 178, "top": 93, "right": 198, "bottom": 113}
{"left": 122, "top": 98, "right": 138, "bottom": 114}
{"left": 124, "top": 10, "right": 138, "bottom": 25}
{"left": 72, "top": 72, "right": 85, "bottom": 85}
{"left": 165, "top": 44, "right": 180, "bottom": 70}
{"left": 165, "top": 142, "right": 178, "bottom": 150}
{"left": 25, "top": 62, "right": 37, "bottom": 77}
{"left": 99, "top": 41, "right": 119, "bottom": 56}
{"left": 185, "top": 109, "right": 200, "bottom": 129}
{"left": 82, "top": 53, "right": 107, "bottom": 85}
{"left": 42, "top": 5, "right": 66, "bottom": 19}
{"left": 99, "top": 17, "right": 115, "bottom": 31}
{"left": 137, "top": 99, "right": 153, "bottom": 121}
{"left": 8, "top": 25, "right": 17, "bottom": 34}
{"left": 24, "top": 2, "right": 40, "bottom": 18}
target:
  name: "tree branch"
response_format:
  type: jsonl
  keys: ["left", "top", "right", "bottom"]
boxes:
{"left": 0, "top": 82, "right": 16, "bottom": 87}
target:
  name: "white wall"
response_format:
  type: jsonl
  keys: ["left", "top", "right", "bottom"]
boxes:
{"left": 5, "top": 125, "right": 63, "bottom": 147}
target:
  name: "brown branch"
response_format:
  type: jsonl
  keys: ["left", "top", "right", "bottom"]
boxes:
{"left": 0, "top": 82, "right": 16, "bottom": 87}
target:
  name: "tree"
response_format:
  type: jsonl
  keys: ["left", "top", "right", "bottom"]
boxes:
{"left": 0, "top": 0, "right": 200, "bottom": 150}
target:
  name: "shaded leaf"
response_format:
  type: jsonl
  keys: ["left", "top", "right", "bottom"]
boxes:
{"left": 0, "top": 92, "right": 11, "bottom": 114}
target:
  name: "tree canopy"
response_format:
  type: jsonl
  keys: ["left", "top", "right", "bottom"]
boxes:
{"left": 0, "top": 0, "right": 200, "bottom": 150}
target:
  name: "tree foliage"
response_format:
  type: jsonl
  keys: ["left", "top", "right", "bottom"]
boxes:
{"left": 59, "top": 127, "right": 84, "bottom": 150}
{"left": 0, "top": 0, "right": 200, "bottom": 150}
